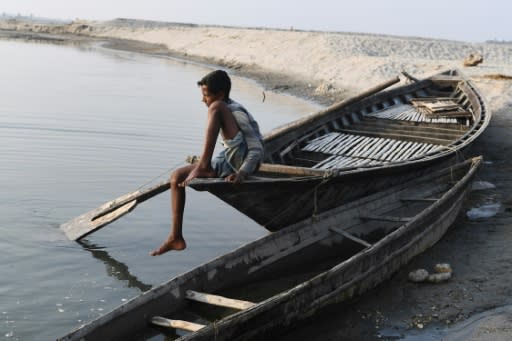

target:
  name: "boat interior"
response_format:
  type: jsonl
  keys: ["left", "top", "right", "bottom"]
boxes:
{"left": 263, "top": 81, "right": 475, "bottom": 172}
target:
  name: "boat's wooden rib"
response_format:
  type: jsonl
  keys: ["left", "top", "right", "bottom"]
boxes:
{"left": 57, "top": 157, "right": 482, "bottom": 341}
{"left": 329, "top": 227, "right": 372, "bottom": 248}
{"left": 360, "top": 214, "right": 412, "bottom": 223}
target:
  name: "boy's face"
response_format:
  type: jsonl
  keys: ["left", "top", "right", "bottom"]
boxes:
{"left": 201, "top": 85, "right": 224, "bottom": 107}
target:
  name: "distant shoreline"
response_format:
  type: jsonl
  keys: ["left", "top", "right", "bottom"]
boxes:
{"left": 2, "top": 17, "right": 511, "bottom": 106}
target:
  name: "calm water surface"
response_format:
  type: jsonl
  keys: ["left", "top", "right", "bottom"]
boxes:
{"left": 0, "top": 39, "right": 320, "bottom": 340}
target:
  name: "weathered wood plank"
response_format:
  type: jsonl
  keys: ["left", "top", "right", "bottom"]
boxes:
{"left": 61, "top": 200, "right": 137, "bottom": 241}
{"left": 185, "top": 290, "right": 255, "bottom": 310}
{"left": 60, "top": 180, "right": 170, "bottom": 240}
{"left": 258, "top": 163, "right": 326, "bottom": 176}
{"left": 360, "top": 215, "right": 412, "bottom": 223}
{"left": 400, "top": 197, "right": 439, "bottom": 202}
{"left": 329, "top": 227, "right": 372, "bottom": 248}
{"left": 151, "top": 317, "right": 205, "bottom": 332}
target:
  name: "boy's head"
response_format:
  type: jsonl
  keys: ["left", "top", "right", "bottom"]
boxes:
{"left": 197, "top": 70, "right": 231, "bottom": 101}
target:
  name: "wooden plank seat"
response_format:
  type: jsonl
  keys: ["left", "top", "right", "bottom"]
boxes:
{"left": 151, "top": 316, "right": 205, "bottom": 332}
{"left": 151, "top": 290, "right": 256, "bottom": 333}
{"left": 329, "top": 227, "right": 372, "bottom": 248}
{"left": 185, "top": 290, "right": 256, "bottom": 310}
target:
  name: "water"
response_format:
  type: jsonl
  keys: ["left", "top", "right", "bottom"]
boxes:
{"left": 0, "top": 38, "right": 320, "bottom": 340}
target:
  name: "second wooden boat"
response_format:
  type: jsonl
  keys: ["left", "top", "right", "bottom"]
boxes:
{"left": 58, "top": 156, "right": 482, "bottom": 341}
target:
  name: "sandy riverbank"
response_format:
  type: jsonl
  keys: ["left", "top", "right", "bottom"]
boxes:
{"left": 2, "top": 17, "right": 512, "bottom": 340}
{"left": 2, "top": 18, "right": 512, "bottom": 105}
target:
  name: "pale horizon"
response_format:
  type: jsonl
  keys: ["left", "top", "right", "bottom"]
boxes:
{"left": 2, "top": 0, "right": 511, "bottom": 43}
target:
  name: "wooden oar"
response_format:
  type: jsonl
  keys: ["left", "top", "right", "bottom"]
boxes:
{"left": 60, "top": 179, "right": 170, "bottom": 241}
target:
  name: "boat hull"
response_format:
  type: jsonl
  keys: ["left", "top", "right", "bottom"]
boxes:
{"left": 192, "top": 153, "right": 458, "bottom": 230}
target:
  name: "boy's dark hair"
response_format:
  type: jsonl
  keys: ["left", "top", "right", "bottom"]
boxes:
{"left": 197, "top": 70, "right": 231, "bottom": 100}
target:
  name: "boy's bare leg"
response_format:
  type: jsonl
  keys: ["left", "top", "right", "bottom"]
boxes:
{"left": 150, "top": 165, "right": 194, "bottom": 256}
{"left": 151, "top": 104, "right": 228, "bottom": 256}
{"left": 150, "top": 164, "right": 216, "bottom": 256}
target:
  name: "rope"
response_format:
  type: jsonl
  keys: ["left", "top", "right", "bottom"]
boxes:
{"left": 261, "top": 170, "right": 336, "bottom": 227}
{"left": 312, "top": 170, "right": 335, "bottom": 220}
{"left": 261, "top": 141, "right": 468, "bottom": 228}
{"left": 213, "top": 319, "right": 219, "bottom": 340}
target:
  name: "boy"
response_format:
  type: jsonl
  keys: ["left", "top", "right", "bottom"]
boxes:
{"left": 150, "top": 70, "right": 264, "bottom": 256}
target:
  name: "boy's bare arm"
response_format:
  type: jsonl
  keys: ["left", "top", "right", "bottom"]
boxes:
{"left": 197, "top": 103, "right": 222, "bottom": 170}
{"left": 180, "top": 101, "right": 230, "bottom": 186}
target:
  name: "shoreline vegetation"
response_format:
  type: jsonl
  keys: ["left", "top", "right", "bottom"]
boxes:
{"left": 2, "top": 17, "right": 512, "bottom": 340}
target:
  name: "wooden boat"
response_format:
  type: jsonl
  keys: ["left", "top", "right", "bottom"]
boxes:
{"left": 189, "top": 69, "right": 490, "bottom": 231}
{"left": 58, "top": 156, "right": 482, "bottom": 341}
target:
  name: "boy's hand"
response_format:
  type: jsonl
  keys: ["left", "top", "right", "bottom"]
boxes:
{"left": 179, "top": 165, "right": 215, "bottom": 187}
{"left": 225, "top": 171, "right": 247, "bottom": 184}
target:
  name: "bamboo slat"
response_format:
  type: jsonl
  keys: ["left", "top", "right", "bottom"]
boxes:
{"left": 304, "top": 131, "right": 443, "bottom": 169}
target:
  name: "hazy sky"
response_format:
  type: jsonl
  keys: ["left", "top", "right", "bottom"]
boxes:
{"left": 2, "top": 0, "right": 510, "bottom": 42}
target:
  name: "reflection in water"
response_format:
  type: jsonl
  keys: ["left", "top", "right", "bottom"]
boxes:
{"left": 78, "top": 240, "right": 152, "bottom": 292}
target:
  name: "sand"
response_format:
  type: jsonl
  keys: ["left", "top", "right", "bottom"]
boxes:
{"left": 2, "top": 17, "right": 512, "bottom": 340}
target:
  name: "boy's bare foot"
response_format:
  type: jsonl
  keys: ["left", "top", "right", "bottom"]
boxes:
{"left": 150, "top": 238, "right": 187, "bottom": 256}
